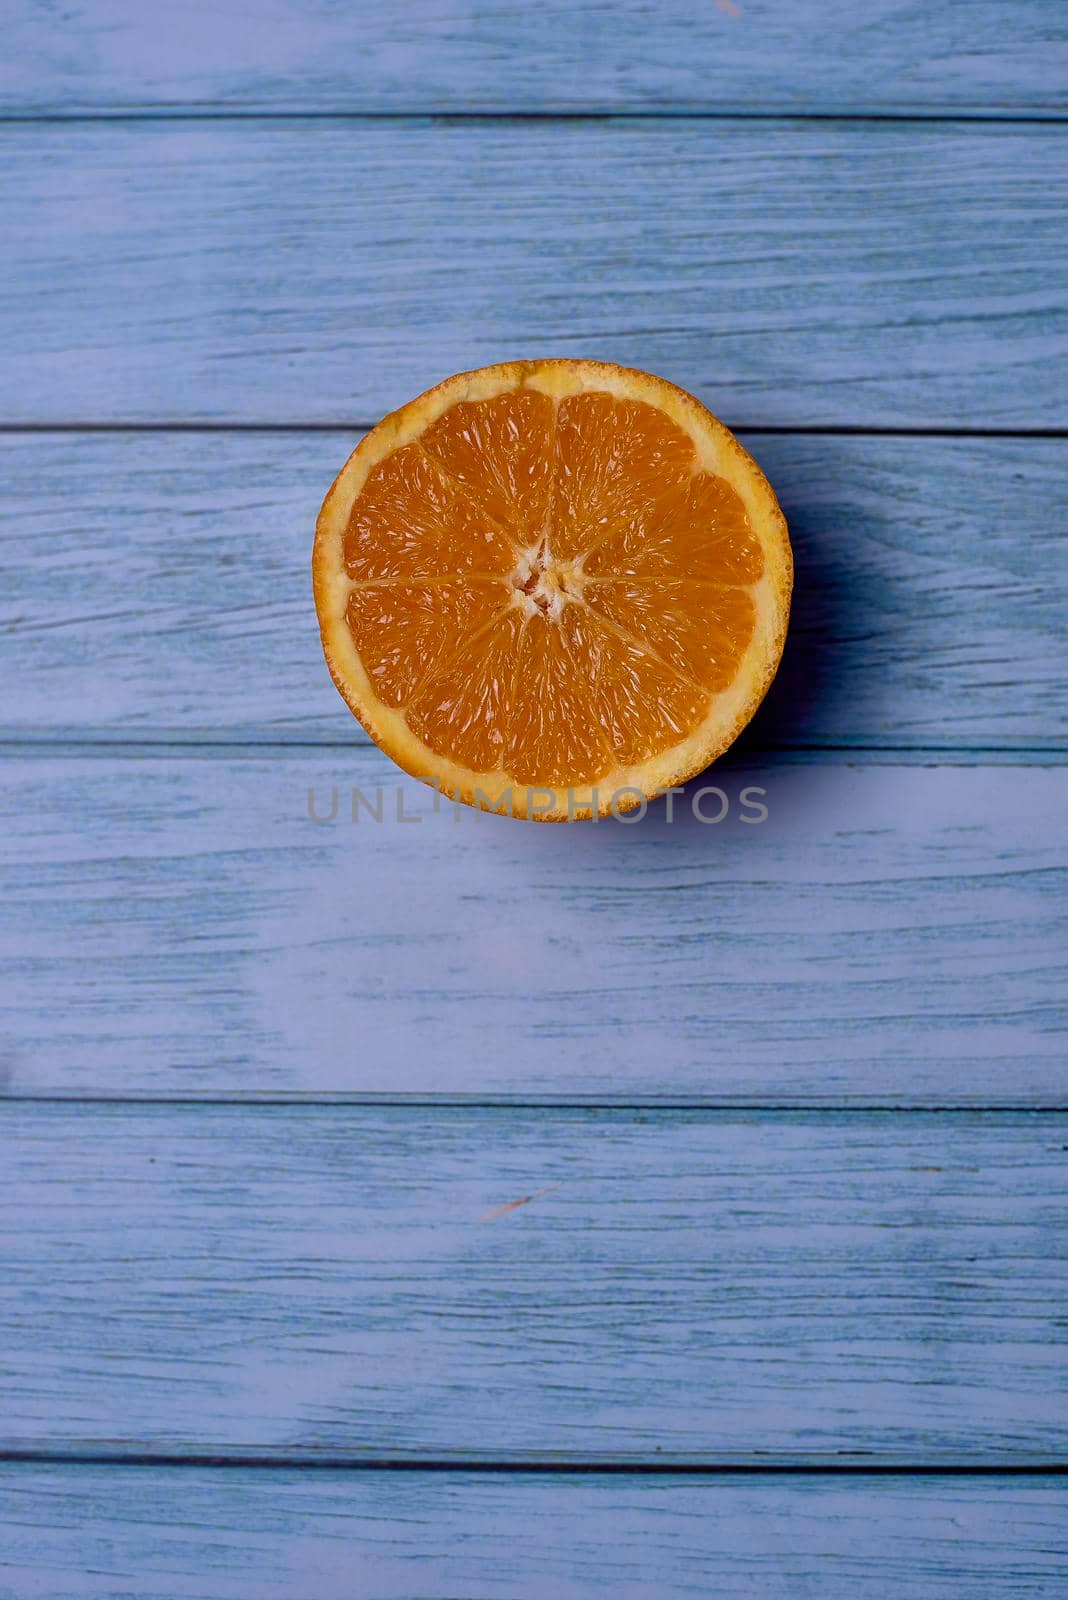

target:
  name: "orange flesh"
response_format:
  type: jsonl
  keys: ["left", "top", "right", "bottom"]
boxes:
{"left": 342, "top": 390, "right": 762, "bottom": 786}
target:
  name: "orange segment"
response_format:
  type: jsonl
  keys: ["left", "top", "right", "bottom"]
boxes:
{"left": 345, "top": 579, "right": 511, "bottom": 708}
{"left": 405, "top": 606, "right": 525, "bottom": 775}
{"left": 552, "top": 393, "right": 696, "bottom": 560}
{"left": 506, "top": 612, "right": 606, "bottom": 788}
{"left": 314, "top": 360, "right": 792, "bottom": 820}
{"left": 344, "top": 443, "right": 515, "bottom": 580}
{"left": 564, "top": 604, "right": 712, "bottom": 770}
{"left": 583, "top": 471, "right": 764, "bottom": 582}
{"left": 583, "top": 580, "right": 757, "bottom": 693}
{"left": 421, "top": 389, "right": 555, "bottom": 543}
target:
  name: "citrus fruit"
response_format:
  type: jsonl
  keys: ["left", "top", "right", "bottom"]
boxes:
{"left": 313, "top": 360, "right": 791, "bottom": 821}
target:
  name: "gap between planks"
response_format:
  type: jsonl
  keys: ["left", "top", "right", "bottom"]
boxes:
{"left": 2, "top": 111, "right": 1067, "bottom": 127}
{"left": 2, "top": 1095, "right": 1066, "bottom": 1112}
{"left": 2, "top": 1450, "right": 1066, "bottom": 1476}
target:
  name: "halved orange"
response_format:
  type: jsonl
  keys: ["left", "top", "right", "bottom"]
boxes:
{"left": 313, "top": 360, "right": 791, "bottom": 821}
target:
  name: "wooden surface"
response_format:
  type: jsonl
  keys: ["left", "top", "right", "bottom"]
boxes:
{"left": 3, "top": 756, "right": 1066, "bottom": 1101}
{"left": 2, "top": 1469, "right": 1066, "bottom": 1599}
{"left": 5, "top": 121, "right": 1067, "bottom": 429}
{"left": 3, "top": 0, "right": 1066, "bottom": 1592}
{"left": 4, "top": 1, "right": 1066, "bottom": 117}
{"left": 3, "top": 431, "right": 1065, "bottom": 751}
{"left": 4, "top": 1472, "right": 1061, "bottom": 1600}
{"left": 5, "top": 1106, "right": 1066, "bottom": 1463}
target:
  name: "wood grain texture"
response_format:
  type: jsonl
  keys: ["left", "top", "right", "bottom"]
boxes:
{"left": 1, "top": 754, "right": 1066, "bottom": 1102}
{"left": 4, "top": 121, "right": 1066, "bottom": 428}
{"left": 3, "top": 1106, "right": 1066, "bottom": 1461}
{"left": 2, "top": 1467, "right": 1066, "bottom": 1599}
{"left": 3, "top": 1, "right": 1066, "bottom": 117}
{"left": 3, "top": 431, "right": 1065, "bottom": 751}
{"left": 2, "top": 6, "right": 1064, "bottom": 1574}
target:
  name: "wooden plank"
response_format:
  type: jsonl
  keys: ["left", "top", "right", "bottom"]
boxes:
{"left": 3, "top": 431, "right": 1065, "bottom": 751}
{"left": 2, "top": 1106, "right": 1065, "bottom": 1461}
{"left": 3, "top": 1, "right": 1066, "bottom": 117}
{"left": 2, "top": 754, "right": 1066, "bottom": 1103}
{"left": 3, "top": 122, "right": 1065, "bottom": 429}
{"left": 1, "top": 1467, "right": 1065, "bottom": 1600}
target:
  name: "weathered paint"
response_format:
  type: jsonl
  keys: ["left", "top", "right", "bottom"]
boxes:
{"left": 4, "top": 122, "right": 1066, "bottom": 427}
{"left": 4, "top": 1106, "right": 1066, "bottom": 1461}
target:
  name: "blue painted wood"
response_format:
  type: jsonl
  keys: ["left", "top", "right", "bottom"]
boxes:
{"left": 2, "top": 431, "right": 1065, "bottom": 751}
{"left": 0, "top": 8, "right": 1063, "bottom": 1568}
{"left": 3, "top": 1, "right": 1066, "bottom": 117}
{"left": 3, "top": 121, "right": 1065, "bottom": 427}
{"left": 1, "top": 1467, "right": 1065, "bottom": 1598}
{"left": 1, "top": 754, "right": 1065, "bottom": 1102}
{"left": 3, "top": 1106, "right": 1065, "bottom": 1462}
